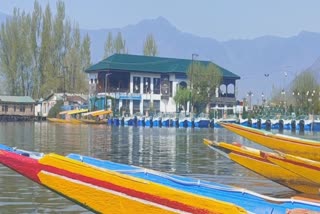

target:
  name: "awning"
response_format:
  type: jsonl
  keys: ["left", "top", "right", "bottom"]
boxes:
{"left": 91, "top": 110, "right": 113, "bottom": 117}
{"left": 67, "top": 109, "right": 89, "bottom": 115}
{"left": 82, "top": 109, "right": 105, "bottom": 116}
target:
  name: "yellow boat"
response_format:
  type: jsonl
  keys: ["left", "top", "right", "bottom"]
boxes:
{"left": 80, "top": 109, "right": 112, "bottom": 124}
{"left": 47, "top": 109, "right": 88, "bottom": 124}
{"left": 203, "top": 139, "right": 320, "bottom": 194}
{"left": 266, "top": 152, "right": 320, "bottom": 185}
{"left": 0, "top": 144, "right": 247, "bottom": 214}
{"left": 219, "top": 122, "right": 320, "bottom": 161}
{"left": 3, "top": 143, "right": 320, "bottom": 213}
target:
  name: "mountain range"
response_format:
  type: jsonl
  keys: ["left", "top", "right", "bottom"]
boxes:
{"left": 1, "top": 12, "right": 320, "bottom": 101}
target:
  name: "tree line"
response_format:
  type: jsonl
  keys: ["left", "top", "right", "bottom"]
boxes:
{"left": 0, "top": 0, "right": 159, "bottom": 99}
{"left": 0, "top": 0, "right": 90, "bottom": 99}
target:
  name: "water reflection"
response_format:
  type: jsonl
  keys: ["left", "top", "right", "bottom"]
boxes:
{"left": 0, "top": 122, "right": 319, "bottom": 213}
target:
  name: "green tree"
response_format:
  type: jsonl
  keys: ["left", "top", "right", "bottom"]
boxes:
{"left": 30, "top": 0, "right": 42, "bottom": 98}
{"left": 187, "top": 62, "right": 222, "bottom": 114}
{"left": 104, "top": 32, "right": 113, "bottom": 58}
{"left": 143, "top": 34, "right": 158, "bottom": 56}
{"left": 113, "top": 32, "right": 127, "bottom": 54}
{"left": 0, "top": 1, "right": 90, "bottom": 98}
{"left": 174, "top": 86, "right": 190, "bottom": 115}
{"left": 290, "top": 70, "right": 320, "bottom": 115}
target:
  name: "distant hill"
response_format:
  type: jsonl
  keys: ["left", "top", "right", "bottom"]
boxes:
{"left": 1, "top": 12, "right": 320, "bottom": 100}
{"left": 0, "top": 11, "right": 7, "bottom": 23}
{"left": 82, "top": 17, "right": 320, "bottom": 100}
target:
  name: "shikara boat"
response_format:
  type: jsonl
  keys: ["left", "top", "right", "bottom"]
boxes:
{"left": 203, "top": 139, "right": 320, "bottom": 194}
{"left": 265, "top": 152, "right": 320, "bottom": 186}
{"left": 80, "top": 109, "right": 112, "bottom": 124}
{"left": 47, "top": 109, "right": 88, "bottom": 124}
{"left": 219, "top": 122, "right": 320, "bottom": 161}
{"left": 2, "top": 145, "right": 320, "bottom": 213}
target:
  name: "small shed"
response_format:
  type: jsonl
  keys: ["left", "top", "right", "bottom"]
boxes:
{"left": 0, "top": 96, "right": 35, "bottom": 119}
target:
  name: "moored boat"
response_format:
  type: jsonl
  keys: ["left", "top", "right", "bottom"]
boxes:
{"left": 219, "top": 122, "right": 320, "bottom": 161}
{"left": 2, "top": 145, "right": 320, "bottom": 213}
{"left": 47, "top": 109, "right": 88, "bottom": 124}
{"left": 80, "top": 109, "right": 112, "bottom": 124}
{"left": 265, "top": 152, "right": 320, "bottom": 186}
{"left": 203, "top": 139, "right": 320, "bottom": 194}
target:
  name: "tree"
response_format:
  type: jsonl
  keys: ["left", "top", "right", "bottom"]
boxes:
{"left": 143, "top": 34, "right": 158, "bottom": 56}
{"left": 174, "top": 86, "right": 190, "bottom": 115}
{"left": 103, "top": 32, "right": 113, "bottom": 58}
{"left": 187, "top": 62, "right": 222, "bottom": 114}
{"left": 290, "top": 70, "right": 320, "bottom": 115}
{"left": 113, "top": 32, "right": 127, "bottom": 54}
{"left": 0, "top": 1, "right": 90, "bottom": 98}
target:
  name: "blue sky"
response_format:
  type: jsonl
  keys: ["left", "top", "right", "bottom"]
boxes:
{"left": 1, "top": 0, "right": 320, "bottom": 41}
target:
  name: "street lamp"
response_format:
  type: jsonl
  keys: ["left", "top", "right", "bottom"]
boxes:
{"left": 105, "top": 73, "right": 112, "bottom": 109}
{"left": 247, "top": 91, "right": 253, "bottom": 111}
{"left": 190, "top": 53, "right": 198, "bottom": 113}
{"left": 261, "top": 93, "right": 265, "bottom": 107}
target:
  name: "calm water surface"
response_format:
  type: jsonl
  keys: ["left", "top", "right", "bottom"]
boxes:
{"left": 0, "top": 122, "right": 319, "bottom": 213}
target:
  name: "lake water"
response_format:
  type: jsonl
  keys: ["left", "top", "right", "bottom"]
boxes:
{"left": 0, "top": 122, "right": 319, "bottom": 213}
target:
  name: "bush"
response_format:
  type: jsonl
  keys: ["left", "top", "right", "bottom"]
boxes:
{"left": 48, "top": 100, "right": 64, "bottom": 118}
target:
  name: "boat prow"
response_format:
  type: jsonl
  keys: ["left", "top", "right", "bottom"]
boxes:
{"left": 266, "top": 152, "right": 320, "bottom": 186}
{"left": 219, "top": 122, "right": 320, "bottom": 161}
{"left": 203, "top": 138, "right": 320, "bottom": 195}
{"left": 3, "top": 144, "right": 320, "bottom": 213}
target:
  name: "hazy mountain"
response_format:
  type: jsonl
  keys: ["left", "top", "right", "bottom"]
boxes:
{"left": 0, "top": 11, "right": 7, "bottom": 23}
{"left": 1, "top": 12, "right": 320, "bottom": 100}
{"left": 82, "top": 17, "right": 320, "bottom": 100}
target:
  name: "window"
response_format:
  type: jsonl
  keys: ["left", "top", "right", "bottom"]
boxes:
{"left": 153, "top": 100, "right": 160, "bottom": 113}
{"left": 133, "top": 100, "right": 140, "bottom": 114}
{"left": 20, "top": 105, "right": 25, "bottom": 112}
{"left": 2, "top": 105, "right": 8, "bottom": 112}
{"left": 133, "top": 77, "right": 141, "bottom": 93}
{"left": 143, "top": 77, "right": 151, "bottom": 93}
{"left": 153, "top": 78, "right": 160, "bottom": 94}
{"left": 143, "top": 100, "right": 150, "bottom": 115}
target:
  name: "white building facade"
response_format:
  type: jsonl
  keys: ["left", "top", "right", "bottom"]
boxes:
{"left": 86, "top": 54, "right": 240, "bottom": 117}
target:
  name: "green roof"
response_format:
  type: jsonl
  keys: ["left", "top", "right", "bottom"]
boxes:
{"left": 85, "top": 54, "right": 240, "bottom": 79}
{"left": 0, "top": 96, "right": 35, "bottom": 103}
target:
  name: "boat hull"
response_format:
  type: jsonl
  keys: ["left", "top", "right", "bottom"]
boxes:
{"left": 203, "top": 139, "right": 320, "bottom": 194}
{"left": 266, "top": 152, "right": 320, "bottom": 185}
{"left": 220, "top": 122, "right": 320, "bottom": 161}
{"left": 0, "top": 150, "right": 246, "bottom": 214}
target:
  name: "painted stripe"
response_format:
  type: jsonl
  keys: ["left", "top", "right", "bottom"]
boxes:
{"left": 40, "top": 164, "right": 213, "bottom": 214}
{"left": 270, "top": 155, "right": 320, "bottom": 171}
{"left": 41, "top": 171, "right": 191, "bottom": 213}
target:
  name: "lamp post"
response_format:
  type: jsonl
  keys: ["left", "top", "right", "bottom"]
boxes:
{"left": 261, "top": 93, "right": 265, "bottom": 107}
{"left": 191, "top": 53, "right": 198, "bottom": 113}
{"left": 105, "top": 73, "right": 112, "bottom": 109}
{"left": 247, "top": 91, "right": 253, "bottom": 111}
